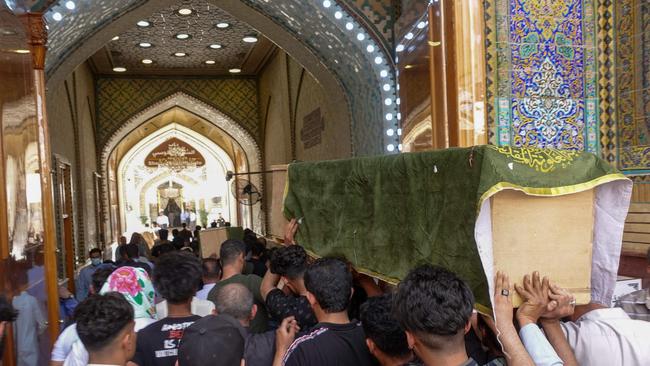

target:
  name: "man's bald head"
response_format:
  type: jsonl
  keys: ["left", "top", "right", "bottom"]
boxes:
{"left": 214, "top": 283, "right": 254, "bottom": 321}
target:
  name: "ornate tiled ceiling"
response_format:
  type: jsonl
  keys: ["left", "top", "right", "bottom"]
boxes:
{"left": 88, "top": 0, "right": 274, "bottom": 75}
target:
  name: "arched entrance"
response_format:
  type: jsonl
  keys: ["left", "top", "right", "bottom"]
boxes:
{"left": 103, "top": 92, "right": 262, "bottom": 243}
{"left": 44, "top": 0, "right": 399, "bottom": 155}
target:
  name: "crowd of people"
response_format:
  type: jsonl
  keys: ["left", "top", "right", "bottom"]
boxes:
{"left": 3, "top": 219, "right": 647, "bottom": 366}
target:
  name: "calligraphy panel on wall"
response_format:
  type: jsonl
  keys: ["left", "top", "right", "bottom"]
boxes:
{"left": 485, "top": 0, "right": 599, "bottom": 153}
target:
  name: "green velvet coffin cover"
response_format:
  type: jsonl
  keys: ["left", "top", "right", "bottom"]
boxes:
{"left": 282, "top": 146, "right": 628, "bottom": 310}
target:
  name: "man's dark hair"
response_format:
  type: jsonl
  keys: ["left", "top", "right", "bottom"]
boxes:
{"left": 304, "top": 257, "right": 352, "bottom": 313}
{"left": 75, "top": 293, "right": 134, "bottom": 352}
{"left": 159, "top": 229, "right": 169, "bottom": 241}
{"left": 214, "top": 283, "right": 254, "bottom": 321}
{"left": 360, "top": 294, "right": 411, "bottom": 359}
{"left": 195, "top": 225, "right": 202, "bottom": 231}
{"left": 182, "top": 223, "right": 187, "bottom": 228}
{"left": 202, "top": 258, "right": 221, "bottom": 280}
{"left": 210, "top": 221, "right": 218, "bottom": 228}
{"left": 0, "top": 295, "right": 18, "bottom": 322}
{"left": 270, "top": 245, "right": 308, "bottom": 280}
{"left": 89, "top": 248, "right": 101, "bottom": 257}
{"left": 393, "top": 265, "right": 474, "bottom": 350}
{"left": 124, "top": 244, "right": 139, "bottom": 259}
{"left": 251, "top": 242, "right": 266, "bottom": 258}
{"left": 219, "top": 240, "right": 246, "bottom": 266}
{"left": 91, "top": 266, "right": 115, "bottom": 293}
{"left": 172, "top": 229, "right": 179, "bottom": 238}
{"left": 153, "top": 251, "right": 202, "bottom": 304}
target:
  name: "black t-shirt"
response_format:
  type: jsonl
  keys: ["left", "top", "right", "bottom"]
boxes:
{"left": 132, "top": 315, "right": 201, "bottom": 366}
{"left": 282, "top": 321, "right": 377, "bottom": 366}
{"left": 266, "top": 288, "right": 317, "bottom": 329}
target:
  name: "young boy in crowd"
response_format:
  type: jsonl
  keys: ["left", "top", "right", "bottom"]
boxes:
{"left": 131, "top": 251, "right": 202, "bottom": 366}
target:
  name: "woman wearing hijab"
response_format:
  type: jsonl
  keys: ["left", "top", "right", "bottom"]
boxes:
{"left": 51, "top": 267, "right": 157, "bottom": 366}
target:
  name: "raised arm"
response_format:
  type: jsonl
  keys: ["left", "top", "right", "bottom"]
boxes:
{"left": 493, "top": 271, "right": 535, "bottom": 366}
{"left": 539, "top": 284, "right": 579, "bottom": 366}
{"left": 514, "top": 272, "right": 564, "bottom": 366}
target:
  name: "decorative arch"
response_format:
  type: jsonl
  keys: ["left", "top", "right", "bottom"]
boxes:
{"left": 102, "top": 92, "right": 263, "bottom": 238}
{"left": 44, "top": 0, "right": 399, "bottom": 155}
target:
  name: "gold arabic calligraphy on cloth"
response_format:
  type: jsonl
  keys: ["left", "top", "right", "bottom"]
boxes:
{"left": 488, "top": 146, "right": 579, "bottom": 173}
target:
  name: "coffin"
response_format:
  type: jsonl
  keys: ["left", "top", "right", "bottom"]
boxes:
{"left": 280, "top": 146, "right": 632, "bottom": 310}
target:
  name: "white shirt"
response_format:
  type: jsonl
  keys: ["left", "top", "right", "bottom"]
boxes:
{"left": 561, "top": 307, "right": 650, "bottom": 366}
{"left": 13, "top": 292, "right": 47, "bottom": 366}
{"left": 155, "top": 296, "right": 215, "bottom": 319}
{"left": 51, "top": 319, "right": 156, "bottom": 365}
{"left": 156, "top": 215, "right": 169, "bottom": 226}
{"left": 195, "top": 283, "right": 216, "bottom": 300}
{"left": 518, "top": 324, "right": 562, "bottom": 366}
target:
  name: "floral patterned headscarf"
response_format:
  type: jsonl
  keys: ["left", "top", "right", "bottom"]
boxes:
{"left": 100, "top": 266, "right": 156, "bottom": 319}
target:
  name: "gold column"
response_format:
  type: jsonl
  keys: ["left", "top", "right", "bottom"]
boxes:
{"left": 20, "top": 12, "right": 61, "bottom": 340}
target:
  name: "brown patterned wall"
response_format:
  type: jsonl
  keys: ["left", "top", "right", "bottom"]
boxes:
{"left": 96, "top": 77, "right": 259, "bottom": 150}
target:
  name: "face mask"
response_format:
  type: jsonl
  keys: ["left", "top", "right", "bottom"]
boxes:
{"left": 91, "top": 258, "right": 102, "bottom": 266}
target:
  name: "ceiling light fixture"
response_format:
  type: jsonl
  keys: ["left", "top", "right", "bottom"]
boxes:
{"left": 111, "top": 36, "right": 120, "bottom": 41}
{"left": 174, "top": 52, "right": 187, "bottom": 57}
{"left": 229, "top": 68, "right": 241, "bottom": 73}
{"left": 65, "top": 1, "right": 76, "bottom": 10}
{"left": 142, "top": 59, "right": 153, "bottom": 64}
{"left": 205, "top": 60, "right": 216, "bottom": 65}
{"left": 175, "top": 33, "right": 191, "bottom": 40}
{"left": 209, "top": 44, "right": 222, "bottom": 49}
{"left": 52, "top": 12, "right": 63, "bottom": 21}
{"left": 13, "top": 49, "right": 30, "bottom": 54}
{"left": 137, "top": 20, "right": 151, "bottom": 27}
{"left": 216, "top": 22, "right": 230, "bottom": 29}
{"left": 242, "top": 35, "right": 258, "bottom": 43}
{"left": 113, "top": 67, "right": 127, "bottom": 72}
{"left": 139, "top": 42, "right": 152, "bottom": 48}
{"left": 0, "top": 28, "right": 17, "bottom": 36}
{"left": 178, "top": 8, "right": 193, "bottom": 16}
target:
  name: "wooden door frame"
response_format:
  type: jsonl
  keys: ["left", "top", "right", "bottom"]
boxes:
{"left": 54, "top": 155, "right": 76, "bottom": 292}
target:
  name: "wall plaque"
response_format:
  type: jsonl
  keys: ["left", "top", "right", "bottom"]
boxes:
{"left": 300, "top": 108, "right": 325, "bottom": 149}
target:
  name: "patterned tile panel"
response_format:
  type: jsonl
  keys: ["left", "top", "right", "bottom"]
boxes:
{"left": 96, "top": 77, "right": 259, "bottom": 148}
{"left": 341, "top": 0, "right": 395, "bottom": 49}
{"left": 615, "top": 0, "right": 650, "bottom": 171}
{"left": 485, "top": 0, "right": 599, "bottom": 153}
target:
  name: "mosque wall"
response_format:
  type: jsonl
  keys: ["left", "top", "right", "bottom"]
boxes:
{"left": 95, "top": 78, "right": 260, "bottom": 149}
{"left": 258, "top": 50, "right": 353, "bottom": 167}
{"left": 46, "top": 61, "right": 98, "bottom": 260}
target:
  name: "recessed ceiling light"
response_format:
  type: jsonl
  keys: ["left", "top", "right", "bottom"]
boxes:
{"left": 242, "top": 35, "right": 258, "bottom": 43}
{"left": 174, "top": 52, "right": 187, "bottom": 57}
{"left": 111, "top": 36, "right": 120, "bottom": 41}
{"left": 178, "top": 8, "right": 192, "bottom": 16}
{"left": 175, "top": 33, "right": 191, "bottom": 40}
{"left": 137, "top": 20, "right": 151, "bottom": 27}
{"left": 142, "top": 59, "right": 153, "bottom": 64}
{"left": 205, "top": 60, "right": 216, "bottom": 65}
{"left": 139, "top": 42, "right": 152, "bottom": 48}
{"left": 229, "top": 68, "right": 241, "bottom": 74}
{"left": 216, "top": 22, "right": 230, "bottom": 29}
{"left": 0, "top": 28, "right": 17, "bottom": 36}
{"left": 13, "top": 49, "right": 30, "bottom": 54}
{"left": 52, "top": 12, "right": 63, "bottom": 21}
{"left": 113, "top": 67, "right": 127, "bottom": 72}
{"left": 65, "top": 1, "right": 76, "bottom": 10}
{"left": 209, "top": 44, "right": 222, "bottom": 49}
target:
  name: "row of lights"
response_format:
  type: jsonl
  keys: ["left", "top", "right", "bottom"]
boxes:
{"left": 112, "top": 8, "right": 253, "bottom": 74}
{"left": 320, "top": 0, "right": 400, "bottom": 152}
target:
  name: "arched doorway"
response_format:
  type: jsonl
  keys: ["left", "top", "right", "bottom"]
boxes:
{"left": 43, "top": 0, "right": 399, "bottom": 155}
{"left": 103, "top": 92, "right": 262, "bottom": 244}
